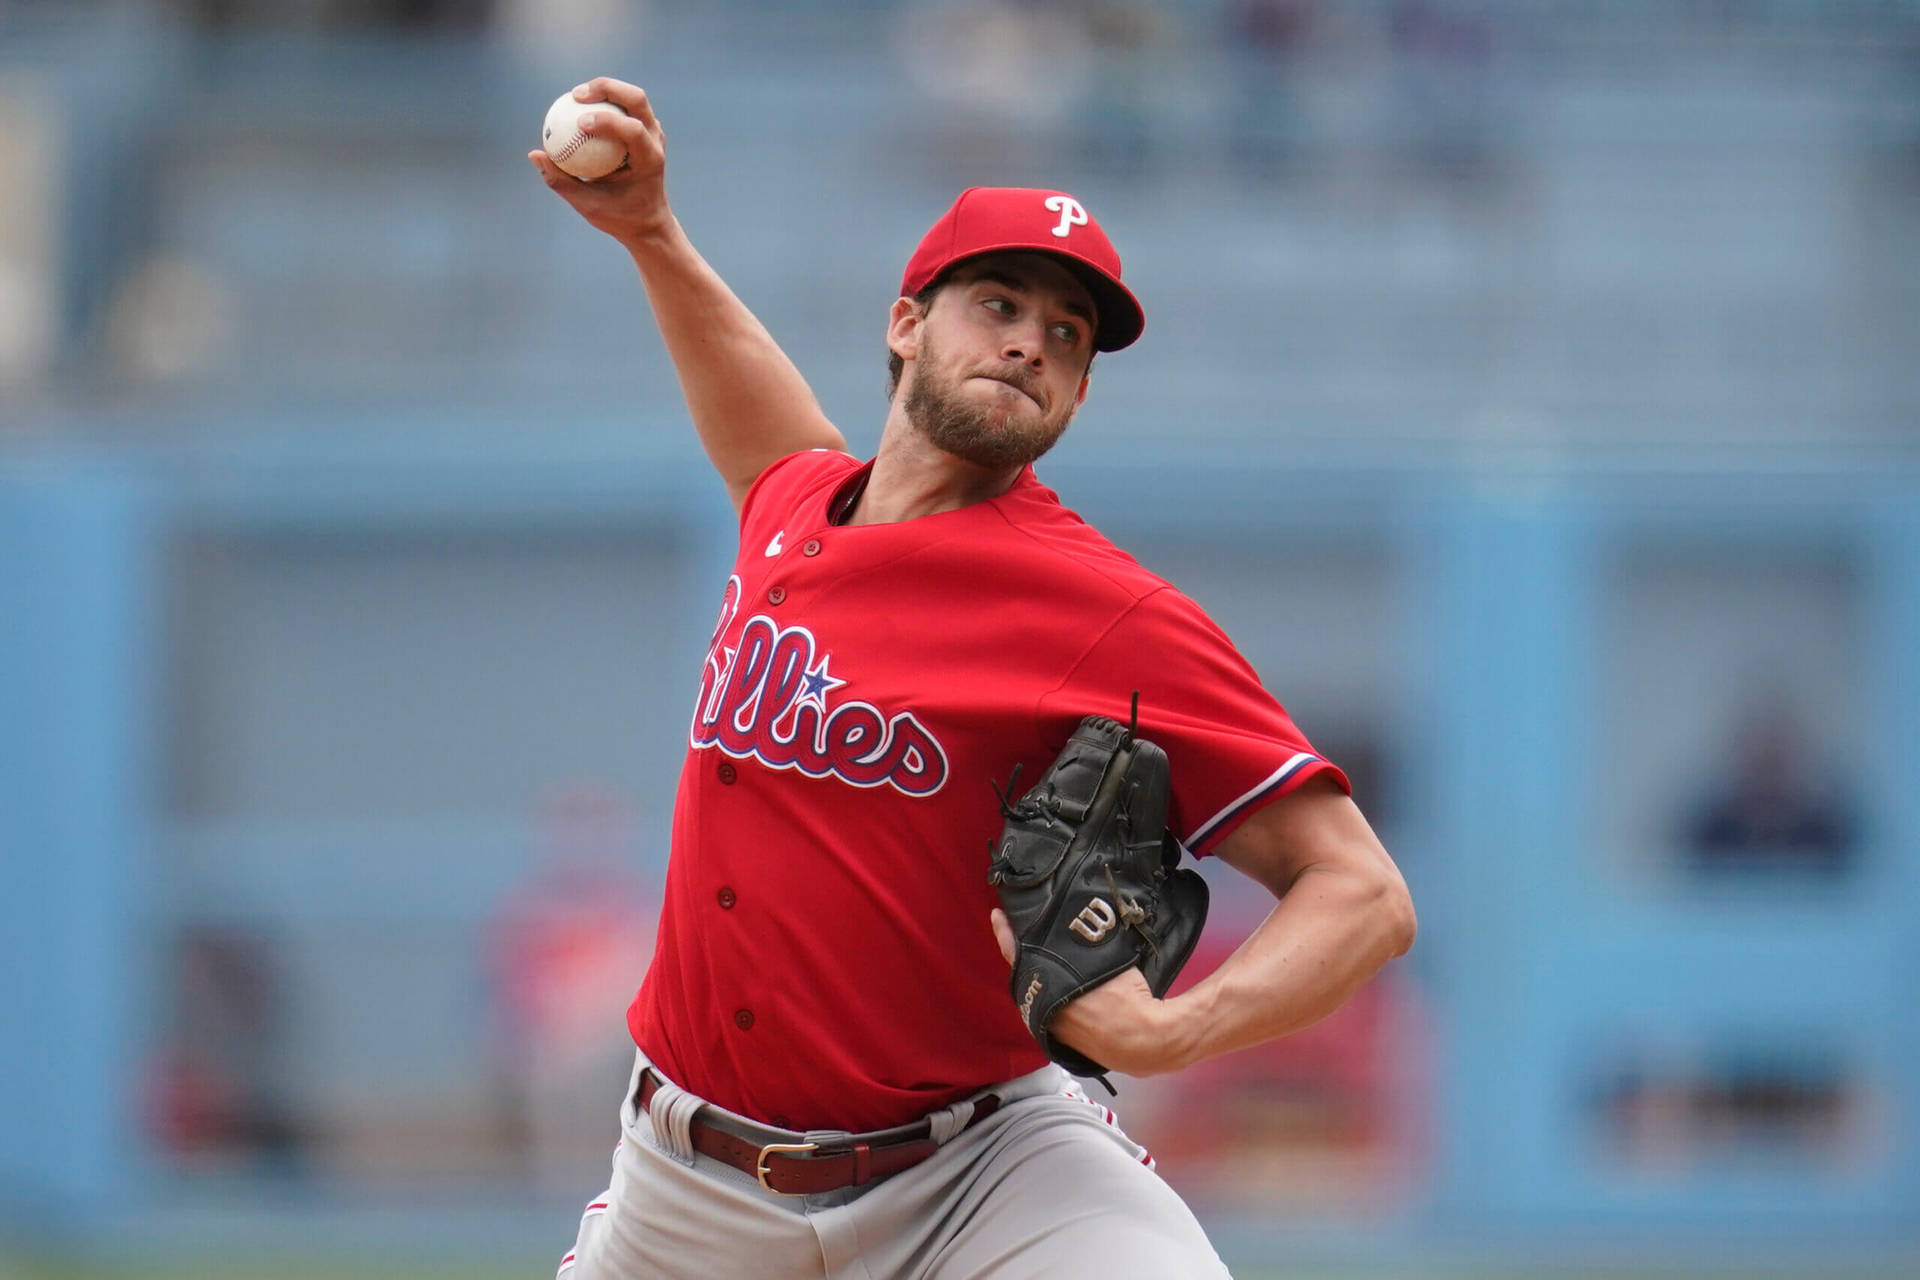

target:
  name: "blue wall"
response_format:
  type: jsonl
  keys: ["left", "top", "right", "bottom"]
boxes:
{"left": 1, "top": 442, "right": 1913, "bottom": 1256}
{"left": 0, "top": 464, "right": 154, "bottom": 1225}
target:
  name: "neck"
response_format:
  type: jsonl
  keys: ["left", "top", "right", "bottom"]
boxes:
{"left": 847, "top": 407, "right": 1024, "bottom": 525}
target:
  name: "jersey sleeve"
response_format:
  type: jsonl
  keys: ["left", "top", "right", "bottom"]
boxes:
{"left": 1035, "top": 586, "right": 1349, "bottom": 857}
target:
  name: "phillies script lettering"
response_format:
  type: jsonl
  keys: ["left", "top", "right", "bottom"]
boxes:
{"left": 690, "top": 576, "right": 949, "bottom": 796}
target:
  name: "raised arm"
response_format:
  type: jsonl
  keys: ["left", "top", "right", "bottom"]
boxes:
{"left": 529, "top": 78, "right": 849, "bottom": 514}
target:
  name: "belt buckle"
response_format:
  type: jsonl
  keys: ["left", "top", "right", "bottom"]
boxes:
{"left": 755, "top": 1140, "right": 818, "bottom": 1194}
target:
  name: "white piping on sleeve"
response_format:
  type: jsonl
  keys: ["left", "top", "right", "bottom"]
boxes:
{"left": 1184, "top": 751, "right": 1319, "bottom": 850}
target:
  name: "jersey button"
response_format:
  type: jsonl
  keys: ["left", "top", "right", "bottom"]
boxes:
{"left": 802, "top": 539, "right": 822, "bottom": 557}
{"left": 717, "top": 761, "right": 737, "bottom": 785}
{"left": 734, "top": 1008, "right": 755, "bottom": 1030}
{"left": 716, "top": 887, "right": 736, "bottom": 909}
{"left": 767, "top": 586, "right": 787, "bottom": 605}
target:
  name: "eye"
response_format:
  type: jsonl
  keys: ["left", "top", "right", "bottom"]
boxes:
{"left": 1051, "top": 322, "right": 1081, "bottom": 344}
{"left": 983, "top": 297, "right": 1014, "bottom": 316}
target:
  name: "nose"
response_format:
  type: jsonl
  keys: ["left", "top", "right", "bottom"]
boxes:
{"left": 1001, "top": 319, "right": 1047, "bottom": 367}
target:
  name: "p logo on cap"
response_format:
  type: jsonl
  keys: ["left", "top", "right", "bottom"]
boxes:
{"left": 900, "top": 188, "right": 1145, "bottom": 352}
{"left": 1044, "top": 195, "right": 1089, "bottom": 239}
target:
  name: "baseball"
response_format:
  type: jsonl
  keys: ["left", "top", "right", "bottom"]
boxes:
{"left": 543, "top": 92, "right": 629, "bottom": 181}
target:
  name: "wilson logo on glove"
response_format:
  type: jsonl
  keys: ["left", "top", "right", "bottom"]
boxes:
{"left": 986, "top": 696, "right": 1209, "bottom": 1092}
{"left": 1018, "top": 974, "right": 1044, "bottom": 1021}
{"left": 1068, "top": 898, "right": 1118, "bottom": 943}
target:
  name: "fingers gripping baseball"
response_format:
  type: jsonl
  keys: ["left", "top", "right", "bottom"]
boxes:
{"left": 529, "top": 78, "right": 672, "bottom": 244}
{"left": 581, "top": 77, "right": 662, "bottom": 134}
{"left": 572, "top": 78, "right": 666, "bottom": 172}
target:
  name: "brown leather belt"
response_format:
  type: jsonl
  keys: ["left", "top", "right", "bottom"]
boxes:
{"left": 638, "top": 1070, "right": 1003, "bottom": 1196}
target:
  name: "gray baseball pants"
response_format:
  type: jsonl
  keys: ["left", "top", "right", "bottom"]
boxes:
{"left": 558, "top": 1050, "right": 1232, "bottom": 1279}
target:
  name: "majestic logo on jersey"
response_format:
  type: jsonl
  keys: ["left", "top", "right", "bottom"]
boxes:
{"left": 1044, "top": 194, "right": 1088, "bottom": 239}
{"left": 690, "top": 576, "right": 949, "bottom": 796}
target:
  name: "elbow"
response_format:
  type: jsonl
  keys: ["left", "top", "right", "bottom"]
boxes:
{"left": 1374, "top": 871, "right": 1417, "bottom": 959}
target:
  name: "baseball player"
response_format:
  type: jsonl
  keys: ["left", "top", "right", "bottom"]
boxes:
{"left": 530, "top": 78, "right": 1416, "bottom": 1279}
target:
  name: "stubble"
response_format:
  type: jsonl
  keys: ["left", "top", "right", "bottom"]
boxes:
{"left": 903, "top": 331, "right": 1077, "bottom": 472}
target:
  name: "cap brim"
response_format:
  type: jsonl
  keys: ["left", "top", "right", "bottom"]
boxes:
{"left": 920, "top": 246, "right": 1144, "bottom": 353}
{"left": 1052, "top": 258, "right": 1144, "bottom": 353}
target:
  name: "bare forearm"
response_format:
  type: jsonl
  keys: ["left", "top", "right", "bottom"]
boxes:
{"left": 1164, "top": 866, "right": 1413, "bottom": 1069}
{"left": 1035, "top": 781, "right": 1415, "bottom": 1079}
{"left": 531, "top": 78, "right": 847, "bottom": 512}
{"left": 624, "top": 220, "right": 847, "bottom": 504}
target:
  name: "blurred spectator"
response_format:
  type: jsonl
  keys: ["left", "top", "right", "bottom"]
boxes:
{"left": 0, "top": 75, "right": 55, "bottom": 397}
{"left": 147, "top": 927, "right": 304, "bottom": 1174}
{"left": 1683, "top": 703, "right": 1857, "bottom": 876}
{"left": 104, "top": 255, "right": 237, "bottom": 386}
{"left": 1068, "top": 1, "right": 1166, "bottom": 175}
{"left": 1112, "top": 864, "right": 1428, "bottom": 1214}
{"left": 495, "top": 0, "right": 646, "bottom": 70}
{"left": 1122, "top": 963, "right": 1428, "bottom": 1213}
{"left": 1387, "top": 0, "right": 1495, "bottom": 177}
{"left": 178, "top": 0, "right": 491, "bottom": 30}
{"left": 1222, "top": 0, "right": 1320, "bottom": 176}
{"left": 1597, "top": 1040, "right": 1862, "bottom": 1170}
{"left": 485, "top": 787, "right": 655, "bottom": 1192}
{"left": 893, "top": 0, "right": 1094, "bottom": 176}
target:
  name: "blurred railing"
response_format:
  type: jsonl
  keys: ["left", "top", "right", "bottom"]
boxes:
{"left": 0, "top": 1, "right": 1915, "bottom": 451}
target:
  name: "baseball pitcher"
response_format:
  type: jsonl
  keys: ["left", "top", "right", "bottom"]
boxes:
{"left": 530, "top": 78, "right": 1416, "bottom": 1280}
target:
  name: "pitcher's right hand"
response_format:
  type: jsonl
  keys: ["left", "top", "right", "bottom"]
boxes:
{"left": 530, "top": 78, "right": 673, "bottom": 247}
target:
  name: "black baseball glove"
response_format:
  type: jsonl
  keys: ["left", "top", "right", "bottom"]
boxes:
{"left": 987, "top": 703, "right": 1209, "bottom": 1086}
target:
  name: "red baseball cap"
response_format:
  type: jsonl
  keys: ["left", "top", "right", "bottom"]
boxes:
{"left": 900, "top": 187, "right": 1145, "bottom": 352}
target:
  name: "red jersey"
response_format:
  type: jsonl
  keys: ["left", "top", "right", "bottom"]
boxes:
{"left": 628, "top": 450, "right": 1347, "bottom": 1132}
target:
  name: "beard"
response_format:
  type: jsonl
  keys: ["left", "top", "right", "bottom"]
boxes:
{"left": 903, "top": 335, "right": 1077, "bottom": 471}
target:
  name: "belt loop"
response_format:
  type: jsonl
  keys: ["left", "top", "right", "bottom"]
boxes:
{"left": 646, "top": 1074, "right": 701, "bottom": 1167}
{"left": 852, "top": 1141, "right": 872, "bottom": 1187}
{"left": 926, "top": 1097, "right": 975, "bottom": 1145}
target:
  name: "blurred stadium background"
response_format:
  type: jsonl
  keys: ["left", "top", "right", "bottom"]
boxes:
{"left": 2, "top": 0, "right": 1917, "bottom": 1276}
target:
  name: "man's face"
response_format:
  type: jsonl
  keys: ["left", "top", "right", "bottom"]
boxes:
{"left": 898, "top": 253, "right": 1097, "bottom": 471}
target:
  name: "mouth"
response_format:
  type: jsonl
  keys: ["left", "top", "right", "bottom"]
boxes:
{"left": 974, "top": 373, "right": 1045, "bottom": 411}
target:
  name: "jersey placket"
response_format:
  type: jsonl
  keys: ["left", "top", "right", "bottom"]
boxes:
{"left": 704, "top": 525, "right": 834, "bottom": 1068}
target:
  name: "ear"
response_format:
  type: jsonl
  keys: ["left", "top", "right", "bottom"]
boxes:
{"left": 1073, "top": 371, "right": 1091, "bottom": 410}
{"left": 887, "top": 295, "right": 926, "bottom": 364}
